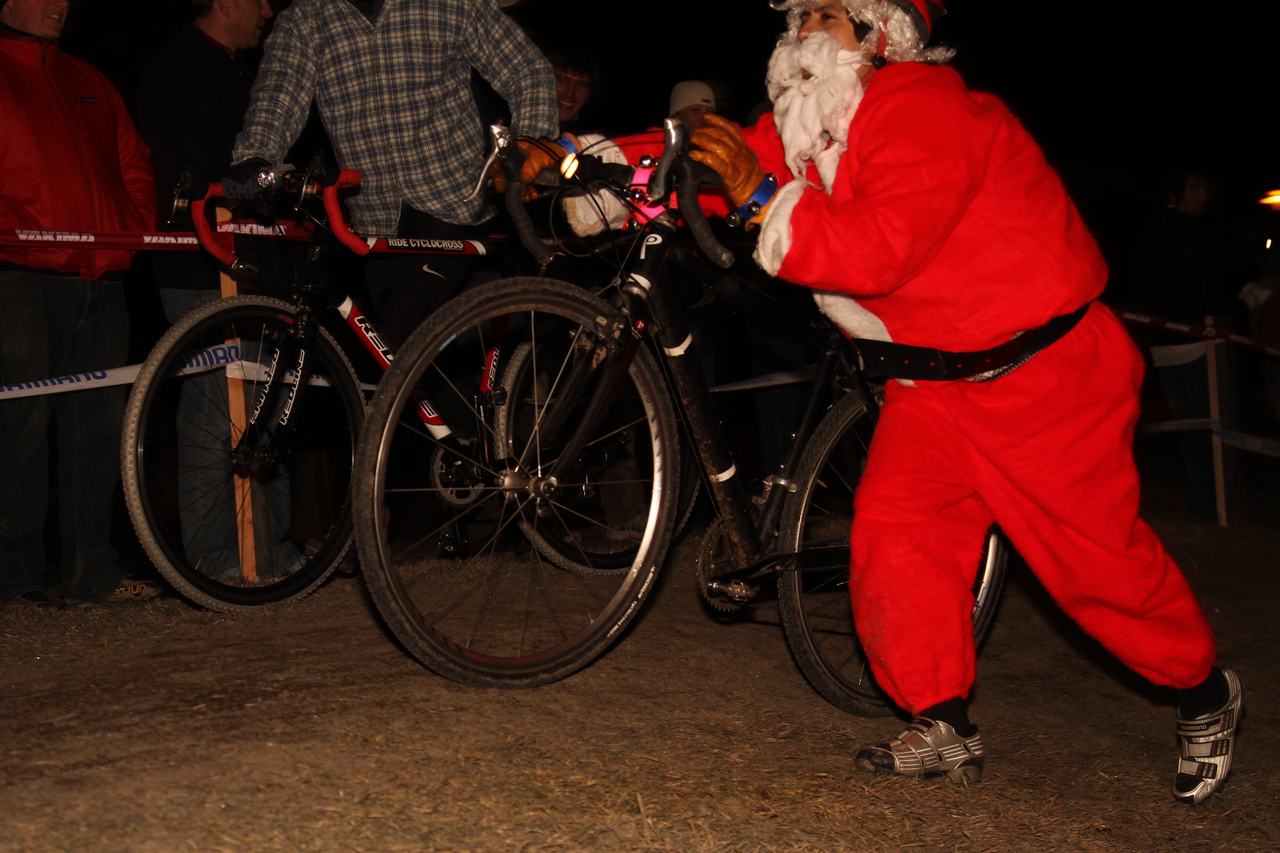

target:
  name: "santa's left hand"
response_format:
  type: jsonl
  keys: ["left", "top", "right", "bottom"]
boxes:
{"left": 689, "top": 115, "right": 767, "bottom": 206}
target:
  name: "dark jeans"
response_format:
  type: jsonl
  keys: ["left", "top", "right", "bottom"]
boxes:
{"left": 0, "top": 270, "right": 128, "bottom": 600}
{"left": 365, "top": 206, "right": 488, "bottom": 350}
{"left": 1155, "top": 354, "right": 1228, "bottom": 521}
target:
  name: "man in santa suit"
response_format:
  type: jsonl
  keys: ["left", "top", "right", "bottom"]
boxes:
{"left": 681, "top": 0, "right": 1241, "bottom": 803}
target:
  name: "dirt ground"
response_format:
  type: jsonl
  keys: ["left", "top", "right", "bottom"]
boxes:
{"left": 2, "top": 447, "right": 1277, "bottom": 852}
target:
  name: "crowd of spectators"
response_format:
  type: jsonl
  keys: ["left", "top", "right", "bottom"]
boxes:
{"left": 2, "top": 0, "right": 1274, "bottom": 616}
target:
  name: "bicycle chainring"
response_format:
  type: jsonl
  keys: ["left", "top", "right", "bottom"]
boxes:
{"left": 695, "top": 516, "right": 751, "bottom": 615}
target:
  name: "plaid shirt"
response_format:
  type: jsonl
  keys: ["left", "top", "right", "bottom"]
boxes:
{"left": 233, "top": 0, "right": 557, "bottom": 233}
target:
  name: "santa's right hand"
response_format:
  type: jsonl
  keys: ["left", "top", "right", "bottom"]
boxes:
{"left": 689, "top": 114, "right": 765, "bottom": 208}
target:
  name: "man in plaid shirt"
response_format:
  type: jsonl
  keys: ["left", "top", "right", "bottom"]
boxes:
{"left": 229, "top": 0, "right": 557, "bottom": 346}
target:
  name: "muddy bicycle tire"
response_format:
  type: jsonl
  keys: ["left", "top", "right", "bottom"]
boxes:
{"left": 122, "top": 296, "right": 363, "bottom": 611}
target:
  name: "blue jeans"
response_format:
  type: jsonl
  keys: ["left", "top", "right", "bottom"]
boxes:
{"left": 0, "top": 271, "right": 128, "bottom": 601}
{"left": 158, "top": 289, "right": 299, "bottom": 578}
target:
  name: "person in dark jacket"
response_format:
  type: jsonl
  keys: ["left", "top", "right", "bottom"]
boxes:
{"left": 133, "top": 0, "right": 302, "bottom": 583}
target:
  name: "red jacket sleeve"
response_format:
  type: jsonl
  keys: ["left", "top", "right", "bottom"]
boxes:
{"left": 777, "top": 83, "right": 994, "bottom": 297}
{"left": 108, "top": 84, "right": 157, "bottom": 231}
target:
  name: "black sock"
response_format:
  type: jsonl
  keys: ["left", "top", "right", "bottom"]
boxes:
{"left": 920, "top": 698, "right": 977, "bottom": 737}
{"left": 1177, "top": 667, "right": 1228, "bottom": 718}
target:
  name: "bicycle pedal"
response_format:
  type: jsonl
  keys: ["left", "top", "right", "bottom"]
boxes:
{"left": 706, "top": 579, "right": 758, "bottom": 605}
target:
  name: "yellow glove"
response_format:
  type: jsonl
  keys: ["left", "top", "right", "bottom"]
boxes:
{"left": 689, "top": 114, "right": 766, "bottom": 209}
{"left": 492, "top": 134, "right": 579, "bottom": 201}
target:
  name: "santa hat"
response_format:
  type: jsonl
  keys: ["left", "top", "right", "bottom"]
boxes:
{"left": 769, "top": 0, "right": 954, "bottom": 64}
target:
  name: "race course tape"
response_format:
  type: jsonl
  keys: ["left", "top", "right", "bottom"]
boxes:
{"left": 0, "top": 345, "right": 376, "bottom": 401}
{"left": 1118, "top": 311, "right": 1280, "bottom": 360}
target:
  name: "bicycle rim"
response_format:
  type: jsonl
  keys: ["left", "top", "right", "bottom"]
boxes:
{"left": 777, "top": 391, "right": 1010, "bottom": 716}
{"left": 355, "top": 277, "right": 678, "bottom": 686}
{"left": 122, "top": 297, "right": 361, "bottom": 610}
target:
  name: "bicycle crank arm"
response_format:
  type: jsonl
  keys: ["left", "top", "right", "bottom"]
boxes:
{"left": 703, "top": 544, "right": 852, "bottom": 604}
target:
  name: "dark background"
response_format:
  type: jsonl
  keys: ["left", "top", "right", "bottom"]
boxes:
{"left": 58, "top": 0, "right": 1280, "bottom": 278}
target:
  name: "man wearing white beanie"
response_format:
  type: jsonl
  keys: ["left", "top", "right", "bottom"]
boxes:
{"left": 668, "top": 80, "right": 717, "bottom": 131}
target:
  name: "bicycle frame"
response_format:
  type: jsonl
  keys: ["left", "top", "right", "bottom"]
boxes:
{"left": 187, "top": 168, "right": 500, "bottom": 447}
{"left": 493, "top": 216, "right": 874, "bottom": 603}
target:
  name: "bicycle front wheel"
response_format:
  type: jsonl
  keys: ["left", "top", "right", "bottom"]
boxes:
{"left": 122, "top": 296, "right": 363, "bottom": 611}
{"left": 353, "top": 277, "right": 679, "bottom": 687}
{"left": 776, "top": 391, "right": 1009, "bottom": 716}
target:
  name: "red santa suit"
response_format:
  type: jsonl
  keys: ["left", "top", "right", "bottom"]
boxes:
{"left": 744, "top": 61, "right": 1216, "bottom": 713}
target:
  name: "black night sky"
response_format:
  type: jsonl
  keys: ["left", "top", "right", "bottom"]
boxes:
{"left": 58, "top": 0, "right": 1280, "bottom": 270}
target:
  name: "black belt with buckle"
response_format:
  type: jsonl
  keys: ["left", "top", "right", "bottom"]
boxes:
{"left": 851, "top": 303, "right": 1091, "bottom": 381}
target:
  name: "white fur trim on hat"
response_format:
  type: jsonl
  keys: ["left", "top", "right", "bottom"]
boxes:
{"left": 770, "top": 0, "right": 953, "bottom": 65}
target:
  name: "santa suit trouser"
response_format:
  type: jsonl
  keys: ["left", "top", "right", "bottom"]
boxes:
{"left": 849, "top": 304, "right": 1217, "bottom": 714}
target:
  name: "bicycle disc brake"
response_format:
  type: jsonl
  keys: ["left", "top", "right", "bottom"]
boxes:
{"left": 431, "top": 443, "right": 484, "bottom": 507}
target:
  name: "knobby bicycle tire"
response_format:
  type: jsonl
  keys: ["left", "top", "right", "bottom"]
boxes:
{"left": 776, "top": 391, "right": 1009, "bottom": 716}
{"left": 353, "top": 276, "right": 679, "bottom": 687}
{"left": 122, "top": 296, "right": 363, "bottom": 611}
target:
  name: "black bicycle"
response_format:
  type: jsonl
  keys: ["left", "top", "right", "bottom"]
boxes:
{"left": 350, "top": 123, "right": 1009, "bottom": 714}
{"left": 120, "top": 164, "right": 494, "bottom": 611}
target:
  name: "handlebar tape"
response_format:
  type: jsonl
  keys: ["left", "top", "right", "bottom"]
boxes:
{"left": 503, "top": 144, "right": 555, "bottom": 266}
{"left": 190, "top": 188, "right": 237, "bottom": 268}
{"left": 323, "top": 169, "right": 370, "bottom": 256}
{"left": 677, "top": 160, "right": 734, "bottom": 269}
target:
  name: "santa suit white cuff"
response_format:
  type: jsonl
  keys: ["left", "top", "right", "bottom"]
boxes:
{"left": 753, "top": 178, "right": 807, "bottom": 276}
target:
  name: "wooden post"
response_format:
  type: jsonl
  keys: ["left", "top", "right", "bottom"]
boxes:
{"left": 219, "top": 207, "right": 258, "bottom": 582}
{"left": 1204, "top": 319, "right": 1227, "bottom": 527}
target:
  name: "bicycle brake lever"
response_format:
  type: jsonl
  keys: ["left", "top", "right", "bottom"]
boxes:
{"left": 466, "top": 124, "right": 512, "bottom": 200}
{"left": 256, "top": 163, "right": 296, "bottom": 194}
{"left": 646, "top": 118, "right": 685, "bottom": 203}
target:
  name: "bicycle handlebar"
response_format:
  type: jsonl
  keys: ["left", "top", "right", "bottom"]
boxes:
{"left": 676, "top": 158, "right": 735, "bottom": 270}
{"left": 190, "top": 186, "right": 236, "bottom": 269}
{"left": 503, "top": 144, "right": 556, "bottom": 268}
{"left": 322, "top": 169, "right": 370, "bottom": 257}
{"left": 501, "top": 122, "right": 737, "bottom": 270}
{"left": 191, "top": 166, "right": 368, "bottom": 273}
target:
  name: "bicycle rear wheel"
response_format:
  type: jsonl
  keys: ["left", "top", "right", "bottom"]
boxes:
{"left": 122, "top": 296, "right": 363, "bottom": 611}
{"left": 776, "top": 391, "right": 1009, "bottom": 716}
{"left": 353, "top": 277, "right": 679, "bottom": 687}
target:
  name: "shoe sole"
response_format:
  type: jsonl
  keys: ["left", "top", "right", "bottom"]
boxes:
{"left": 856, "top": 756, "right": 984, "bottom": 784}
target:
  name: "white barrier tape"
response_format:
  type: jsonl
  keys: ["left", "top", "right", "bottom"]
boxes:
{"left": 1119, "top": 311, "right": 1280, "bottom": 361}
{"left": 1136, "top": 417, "right": 1214, "bottom": 435}
{"left": 0, "top": 344, "right": 376, "bottom": 401}
{"left": 1, "top": 225, "right": 497, "bottom": 256}
{"left": 1222, "top": 430, "right": 1280, "bottom": 458}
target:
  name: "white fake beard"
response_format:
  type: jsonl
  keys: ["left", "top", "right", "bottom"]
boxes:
{"left": 766, "top": 31, "right": 865, "bottom": 192}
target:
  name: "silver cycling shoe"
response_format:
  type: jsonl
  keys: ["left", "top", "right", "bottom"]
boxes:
{"left": 1173, "top": 668, "right": 1244, "bottom": 805}
{"left": 855, "top": 717, "right": 985, "bottom": 784}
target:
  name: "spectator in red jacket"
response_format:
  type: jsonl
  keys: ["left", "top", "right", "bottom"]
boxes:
{"left": 685, "top": 0, "right": 1241, "bottom": 804}
{"left": 0, "top": 0, "right": 160, "bottom": 606}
